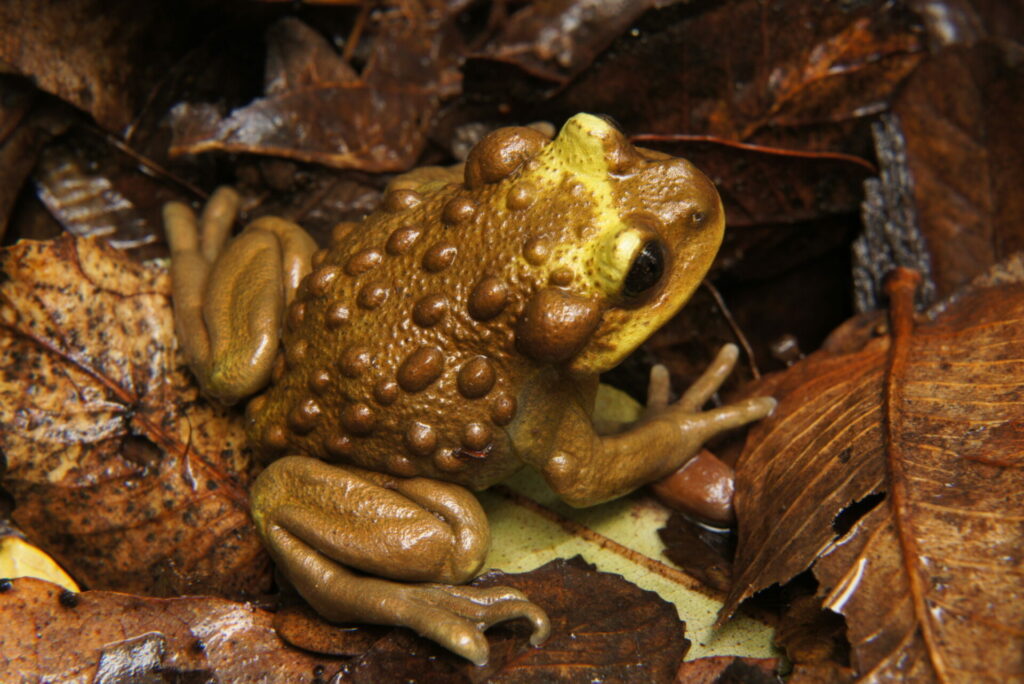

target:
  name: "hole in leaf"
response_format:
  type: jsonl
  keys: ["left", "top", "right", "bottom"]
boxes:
{"left": 832, "top": 492, "right": 885, "bottom": 538}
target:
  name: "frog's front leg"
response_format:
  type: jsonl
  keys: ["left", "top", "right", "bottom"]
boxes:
{"left": 533, "top": 344, "right": 775, "bottom": 508}
{"left": 250, "top": 456, "right": 550, "bottom": 666}
{"left": 163, "top": 188, "right": 317, "bottom": 404}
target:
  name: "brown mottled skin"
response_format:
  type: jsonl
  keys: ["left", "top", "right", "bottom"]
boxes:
{"left": 163, "top": 114, "right": 775, "bottom": 666}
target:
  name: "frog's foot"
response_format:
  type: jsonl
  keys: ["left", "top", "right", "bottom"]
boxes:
{"left": 251, "top": 456, "right": 550, "bottom": 666}
{"left": 163, "top": 188, "right": 317, "bottom": 404}
{"left": 646, "top": 344, "right": 775, "bottom": 524}
{"left": 644, "top": 344, "right": 775, "bottom": 435}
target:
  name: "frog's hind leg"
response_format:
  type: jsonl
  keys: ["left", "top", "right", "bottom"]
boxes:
{"left": 250, "top": 456, "right": 550, "bottom": 666}
{"left": 163, "top": 188, "right": 317, "bottom": 404}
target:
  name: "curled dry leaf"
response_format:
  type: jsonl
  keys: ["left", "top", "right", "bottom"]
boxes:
{"left": 171, "top": 15, "right": 459, "bottom": 172}
{"left": 339, "top": 557, "right": 690, "bottom": 683}
{"left": 0, "top": 236, "right": 271, "bottom": 597}
{"left": 0, "top": 577, "right": 345, "bottom": 682}
{"left": 724, "top": 261, "right": 1024, "bottom": 680}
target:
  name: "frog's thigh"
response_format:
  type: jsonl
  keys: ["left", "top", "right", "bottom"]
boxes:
{"left": 250, "top": 456, "right": 549, "bottom": 666}
{"left": 251, "top": 456, "right": 489, "bottom": 583}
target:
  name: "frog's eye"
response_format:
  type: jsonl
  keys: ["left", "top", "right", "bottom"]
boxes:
{"left": 622, "top": 240, "right": 665, "bottom": 298}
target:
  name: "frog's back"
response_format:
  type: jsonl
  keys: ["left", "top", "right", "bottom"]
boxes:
{"left": 247, "top": 127, "right": 561, "bottom": 489}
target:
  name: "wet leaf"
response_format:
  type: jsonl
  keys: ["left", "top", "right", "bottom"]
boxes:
{"left": 0, "top": 236, "right": 271, "bottom": 597}
{"left": 339, "top": 557, "right": 690, "bottom": 683}
{"left": 171, "top": 15, "right": 460, "bottom": 171}
{"left": 658, "top": 511, "right": 734, "bottom": 594}
{"left": 481, "top": 467, "right": 775, "bottom": 662}
{"left": 0, "top": 577, "right": 344, "bottom": 681}
{"left": 723, "top": 262, "right": 1024, "bottom": 679}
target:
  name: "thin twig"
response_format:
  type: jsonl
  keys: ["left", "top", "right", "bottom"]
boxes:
{"left": 82, "top": 124, "right": 208, "bottom": 201}
{"left": 702, "top": 279, "right": 760, "bottom": 379}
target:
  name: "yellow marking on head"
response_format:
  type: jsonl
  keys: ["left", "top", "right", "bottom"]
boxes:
{"left": 522, "top": 114, "right": 637, "bottom": 295}
{"left": 514, "top": 113, "right": 726, "bottom": 374}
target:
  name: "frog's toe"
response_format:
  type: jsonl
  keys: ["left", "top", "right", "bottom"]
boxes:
{"left": 644, "top": 363, "right": 672, "bottom": 412}
{"left": 678, "top": 343, "right": 740, "bottom": 412}
{"left": 400, "top": 583, "right": 551, "bottom": 665}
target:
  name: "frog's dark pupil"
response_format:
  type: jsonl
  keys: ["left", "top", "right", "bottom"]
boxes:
{"left": 623, "top": 240, "right": 665, "bottom": 298}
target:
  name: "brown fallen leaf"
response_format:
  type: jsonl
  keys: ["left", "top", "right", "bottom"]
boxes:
{"left": 33, "top": 141, "right": 160, "bottom": 250}
{"left": 554, "top": 0, "right": 923, "bottom": 146}
{"left": 723, "top": 261, "right": 1024, "bottom": 680}
{"left": 466, "top": 0, "right": 656, "bottom": 93}
{"left": 273, "top": 601, "right": 388, "bottom": 656}
{"left": 0, "top": 78, "right": 72, "bottom": 242}
{"left": 171, "top": 14, "right": 459, "bottom": 171}
{"left": 673, "top": 656, "right": 779, "bottom": 684}
{"left": 658, "top": 510, "right": 734, "bottom": 593}
{"left": 0, "top": 0, "right": 203, "bottom": 133}
{"left": 891, "top": 42, "right": 1024, "bottom": 299}
{"left": 339, "top": 557, "right": 690, "bottom": 683}
{"left": 0, "top": 235, "right": 271, "bottom": 597}
{"left": 632, "top": 139, "right": 872, "bottom": 229}
{"left": 0, "top": 577, "right": 345, "bottom": 681}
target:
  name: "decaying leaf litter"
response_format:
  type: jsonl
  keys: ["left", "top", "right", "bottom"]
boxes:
{"left": 0, "top": 0, "right": 1022, "bottom": 681}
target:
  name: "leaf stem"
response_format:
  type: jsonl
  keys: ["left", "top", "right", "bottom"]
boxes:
{"left": 883, "top": 267, "right": 948, "bottom": 682}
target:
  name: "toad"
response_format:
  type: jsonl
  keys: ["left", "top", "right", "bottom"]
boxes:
{"left": 163, "top": 114, "right": 775, "bottom": 665}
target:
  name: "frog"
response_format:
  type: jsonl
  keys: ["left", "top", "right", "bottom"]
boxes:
{"left": 162, "top": 113, "right": 775, "bottom": 666}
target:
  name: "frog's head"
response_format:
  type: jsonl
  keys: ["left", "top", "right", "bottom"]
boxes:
{"left": 480, "top": 113, "right": 725, "bottom": 375}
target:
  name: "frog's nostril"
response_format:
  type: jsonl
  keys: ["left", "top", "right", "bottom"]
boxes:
{"left": 691, "top": 211, "right": 706, "bottom": 226}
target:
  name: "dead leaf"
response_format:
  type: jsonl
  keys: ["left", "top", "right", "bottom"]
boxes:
{"left": 466, "top": 0, "right": 655, "bottom": 92}
{"left": 0, "top": 0, "right": 204, "bottom": 133}
{"left": 0, "top": 78, "right": 72, "bottom": 241}
{"left": 658, "top": 511, "right": 734, "bottom": 594}
{"left": 553, "top": 0, "right": 924, "bottom": 145}
{"left": 723, "top": 262, "right": 1024, "bottom": 679}
{"left": 0, "top": 236, "right": 271, "bottom": 597}
{"left": 891, "top": 42, "right": 1024, "bottom": 299}
{"left": 273, "top": 601, "right": 388, "bottom": 656}
{"left": 673, "top": 656, "right": 780, "bottom": 684}
{"left": 636, "top": 139, "right": 872, "bottom": 229}
{"left": 171, "top": 14, "right": 460, "bottom": 171}
{"left": 33, "top": 141, "right": 159, "bottom": 250}
{"left": 774, "top": 595, "right": 849, "bottom": 669}
{"left": 339, "top": 557, "right": 690, "bottom": 683}
{"left": 0, "top": 576, "right": 344, "bottom": 681}
{"left": 0, "top": 534, "right": 79, "bottom": 592}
